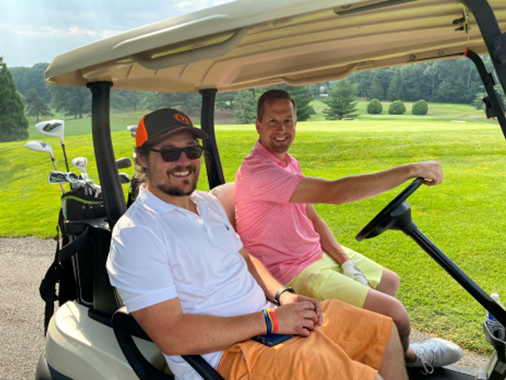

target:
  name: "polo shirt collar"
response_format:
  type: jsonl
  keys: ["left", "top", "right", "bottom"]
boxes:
{"left": 252, "top": 140, "right": 294, "bottom": 167}
{"left": 137, "top": 186, "right": 207, "bottom": 215}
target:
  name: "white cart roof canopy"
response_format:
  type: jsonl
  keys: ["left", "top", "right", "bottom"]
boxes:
{"left": 45, "top": 0, "right": 506, "bottom": 93}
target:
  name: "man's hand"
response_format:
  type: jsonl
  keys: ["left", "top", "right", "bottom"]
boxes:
{"left": 274, "top": 300, "right": 321, "bottom": 337}
{"left": 341, "top": 260, "right": 370, "bottom": 287}
{"left": 277, "top": 292, "right": 323, "bottom": 334}
{"left": 412, "top": 161, "right": 443, "bottom": 186}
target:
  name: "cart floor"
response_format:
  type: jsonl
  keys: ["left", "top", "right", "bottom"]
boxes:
{"left": 407, "top": 365, "right": 477, "bottom": 380}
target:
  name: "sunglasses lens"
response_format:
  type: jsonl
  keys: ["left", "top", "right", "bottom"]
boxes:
{"left": 185, "top": 146, "right": 203, "bottom": 159}
{"left": 161, "top": 149, "right": 181, "bottom": 162}
{"left": 160, "top": 146, "right": 203, "bottom": 162}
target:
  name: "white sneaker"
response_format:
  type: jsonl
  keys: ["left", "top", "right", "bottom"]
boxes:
{"left": 407, "top": 338, "right": 463, "bottom": 375}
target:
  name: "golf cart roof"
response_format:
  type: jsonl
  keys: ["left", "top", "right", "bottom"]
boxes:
{"left": 45, "top": 0, "right": 506, "bottom": 93}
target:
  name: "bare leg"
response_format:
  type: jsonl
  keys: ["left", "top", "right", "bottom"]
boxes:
{"left": 363, "top": 288, "right": 417, "bottom": 362}
{"left": 375, "top": 268, "right": 400, "bottom": 298}
{"left": 378, "top": 323, "right": 408, "bottom": 380}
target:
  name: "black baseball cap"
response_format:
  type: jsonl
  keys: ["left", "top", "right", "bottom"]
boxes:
{"left": 135, "top": 108, "right": 208, "bottom": 147}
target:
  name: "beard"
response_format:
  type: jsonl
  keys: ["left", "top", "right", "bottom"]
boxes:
{"left": 155, "top": 164, "right": 198, "bottom": 197}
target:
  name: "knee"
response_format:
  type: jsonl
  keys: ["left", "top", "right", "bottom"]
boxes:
{"left": 378, "top": 269, "right": 400, "bottom": 297}
{"left": 388, "top": 299, "right": 411, "bottom": 337}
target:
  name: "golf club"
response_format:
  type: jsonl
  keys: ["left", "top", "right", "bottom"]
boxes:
{"left": 25, "top": 140, "right": 65, "bottom": 193}
{"left": 72, "top": 157, "right": 88, "bottom": 180}
{"left": 35, "top": 120, "right": 71, "bottom": 176}
{"left": 119, "top": 173, "right": 130, "bottom": 184}
{"left": 127, "top": 125, "right": 137, "bottom": 138}
{"left": 48, "top": 171, "right": 79, "bottom": 185}
{"left": 116, "top": 157, "right": 132, "bottom": 169}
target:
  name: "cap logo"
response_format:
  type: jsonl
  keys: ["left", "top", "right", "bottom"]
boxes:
{"left": 174, "top": 113, "right": 191, "bottom": 125}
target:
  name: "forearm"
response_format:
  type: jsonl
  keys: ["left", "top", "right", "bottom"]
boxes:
{"left": 314, "top": 218, "right": 350, "bottom": 265}
{"left": 291, "top": 162, "right": 442, "bottom": 205}
{"left": 242, "top": 248, "right": 284, "bottom": 301}
{"left": 307, "top": 204, "right": 350, "bottom": 265}
{"left": 133, "top": 307, "right": 267, "bottom": 356}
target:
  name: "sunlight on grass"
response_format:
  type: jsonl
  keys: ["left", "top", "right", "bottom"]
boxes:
{"left": 2, "top": 116, "right": 506, "bottom": 354}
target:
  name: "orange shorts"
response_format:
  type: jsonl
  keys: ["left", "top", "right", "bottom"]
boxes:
{"left": 217, "top": 299, "right": 393, "bottom": 380}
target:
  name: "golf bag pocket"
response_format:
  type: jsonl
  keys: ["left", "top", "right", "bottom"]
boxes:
{"left": 62, "top": 190, "right": 106, "bottom": 307}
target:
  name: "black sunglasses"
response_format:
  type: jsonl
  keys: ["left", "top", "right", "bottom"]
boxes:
{"left": 150, "top": 145, "right": 204, "bottom": 162}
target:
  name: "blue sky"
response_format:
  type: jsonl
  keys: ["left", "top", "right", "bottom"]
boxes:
{"left": 0, "top": 0, "right": 235, "bottom": 68}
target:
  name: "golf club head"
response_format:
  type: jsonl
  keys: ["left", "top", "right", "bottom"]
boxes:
{"left": 48, "top": 171, "right": 79, "bottom": 184}
{"left": 79, "top": 173, "right": 89, "bottom": 180}
{"left": 72, "top": 157, "right": 88, "bottom": 173}
{"left": 25, "top": 140, "right": 54, "bottom": 158}
{"left": 119, "top": 173, "right": 130, "bottom": 184}
{"left": 127, "top": 125, "right": 137, "bottom": 138}
{"left": 35, "top": 119, "right": 65, "bottom": 144}
{"left": 116, "top": 157, "right": 132, "bottom": 169}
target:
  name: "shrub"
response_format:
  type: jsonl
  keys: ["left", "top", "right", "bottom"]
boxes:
{"left": 388, "top": 100, "right": 406, "bottom": 115}
{"left": 412, "top": 99, "right": 429, "bottom": 115}
{"left": 367, "top": 98, "right": 383, "bottom": 114}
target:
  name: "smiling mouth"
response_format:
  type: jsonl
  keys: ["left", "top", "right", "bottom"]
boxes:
{"left": 273, "top": 136, "right": 288, "bottom": 141}
{"left": 172, "top": 170, "right": 190, "bottom": 177}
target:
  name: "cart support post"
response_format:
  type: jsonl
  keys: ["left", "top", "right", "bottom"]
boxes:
{"left": 87, "top": 81, "right": 127, "bottom": 228}
{"left": 199, "top": 88, "right": 225, "bottom": 189}
{"left": 457, "top": 0, "right": 506, "bottom": 94}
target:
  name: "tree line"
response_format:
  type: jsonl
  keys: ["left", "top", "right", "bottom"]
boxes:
{"left": 0, "top": 55, "right": 497, "bottom": 142}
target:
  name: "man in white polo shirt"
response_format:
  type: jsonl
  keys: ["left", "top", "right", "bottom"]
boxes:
{"left": 107, "top": 108, "right": 408, "bottom": 380}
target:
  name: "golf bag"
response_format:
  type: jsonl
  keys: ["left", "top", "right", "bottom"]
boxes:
{"left": 39, "top": 189, "right": 106, "bottom": 332}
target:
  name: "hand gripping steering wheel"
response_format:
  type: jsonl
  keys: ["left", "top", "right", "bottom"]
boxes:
{"left": 355, "top": 177, "right": 424, "bottom": 241}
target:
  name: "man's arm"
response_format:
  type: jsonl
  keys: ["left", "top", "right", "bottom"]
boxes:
{"left": 239, "top": 247, "right": 323, "bottom": 325}
{"left": 305, "top": 204, "right": 350, "bottom": 266}
{"left": 132, "top": 291, "right": 322, "bottom": 356}
{"left": 290, "top": 161, "right": 443, "bottom": 205}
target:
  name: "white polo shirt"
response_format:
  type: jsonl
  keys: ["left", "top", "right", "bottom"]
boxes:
{"left": 107, "top": 187, "right": 271, "bottom": 380}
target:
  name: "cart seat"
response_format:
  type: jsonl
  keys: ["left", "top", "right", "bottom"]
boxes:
{"left": 208, "top": 182, "right": 236, "bottom": 230}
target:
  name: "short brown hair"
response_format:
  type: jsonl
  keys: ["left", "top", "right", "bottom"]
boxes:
{"left": 257, "top": 90, "right": 297, "bottom": 121}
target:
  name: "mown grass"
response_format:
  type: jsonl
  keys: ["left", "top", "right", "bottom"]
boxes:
{"left": 3, "top": 107, "right": 506, "bottom": 354}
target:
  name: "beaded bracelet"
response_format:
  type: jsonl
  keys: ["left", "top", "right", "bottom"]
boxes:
{"left": 267, "top": 309, "right": 278, "bottom": 334}
{"left": 263, "top": 310, "right": 271, "bottom": 335}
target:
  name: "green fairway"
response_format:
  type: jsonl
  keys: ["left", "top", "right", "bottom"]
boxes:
{"left": 2, "top": 110, "right": 506, "bottom": 354}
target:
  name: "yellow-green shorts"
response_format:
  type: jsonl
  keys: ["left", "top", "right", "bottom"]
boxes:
{"left": 287, "top": 247, "right": 384, "bottom": 308}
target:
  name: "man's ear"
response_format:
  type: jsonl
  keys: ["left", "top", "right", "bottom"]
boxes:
{"left": 255, "top": 119, "right": 261, "bottom": 134}
{"left": 136, "top": 149, "right": 148, "bottom": 169}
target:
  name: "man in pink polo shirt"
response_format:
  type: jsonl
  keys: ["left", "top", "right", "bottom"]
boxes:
{"left": 234, "top": 89, "right": 462, "bottom": 372}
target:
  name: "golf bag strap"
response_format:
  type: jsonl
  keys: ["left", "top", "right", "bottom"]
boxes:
{"left": 39, "top": 226, "right": 89, "bottom": 333}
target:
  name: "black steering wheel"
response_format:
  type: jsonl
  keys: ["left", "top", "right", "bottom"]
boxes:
{"left": 355, "top": 177, "right": 425, "bottom": 241}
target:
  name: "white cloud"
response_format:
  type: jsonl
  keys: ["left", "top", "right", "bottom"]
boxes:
{"left": 175, "top": 0, "right": 235, "bottom": 9}
{"left": 15, "top": 26, "right": 121, "bottom": 41}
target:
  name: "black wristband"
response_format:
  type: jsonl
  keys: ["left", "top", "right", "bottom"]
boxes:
{"left": 273, "top": 286, "right": 296, "bottom": 306}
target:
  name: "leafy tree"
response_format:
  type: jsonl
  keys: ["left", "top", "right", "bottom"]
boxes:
{"left": 412, "top": 99, "right": 429, "bottom": 115}
{"left": 322, "top": 80, "right": 358, "bottom": 120}
{"left": 0, "top": 63, "right": 29, "bottom": 142}
{"left": 233, "top": 89, "right": 257, "bottom": 124}
{"left": 473, "top": 93, "right": 486, "bottom": 111}
{"left": 277, "top": 84, "right": 315, "bottom": 121}
{"left": 25, "top": 88, "right": 53, "bottom": 122}
{"left": 388, "top": 100, "right": 406, "bottom": 115}
{"left": 50, "top": 85, "right": 91, "bottom": 118}
{"left": 366, "top": 75, "right": 384, "bottom": 100}
{"left": 140, "top": 92, "right": 201, "bottom": 115}
{"left": 386, "top": 69, "right": 404, "bottom": 101}
{"left": 111, "top": 90, "right": 142, "bottom": 111}
{"left": 367, "top": 98, "right": 383, "bottom": 114}
{"left": 216, "top": 92, "right": 235, "bottom": 111}
{"left": 10, "top": 63, "right": 52, "bottom": 103}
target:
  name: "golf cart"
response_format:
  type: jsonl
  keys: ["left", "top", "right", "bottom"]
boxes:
{"left": 34, "top": 0, "right": 506, "bottom": 379}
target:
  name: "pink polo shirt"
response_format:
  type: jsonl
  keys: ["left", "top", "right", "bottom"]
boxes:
{"left": 235, "top": 141, "right": 322, "bottom": 285}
